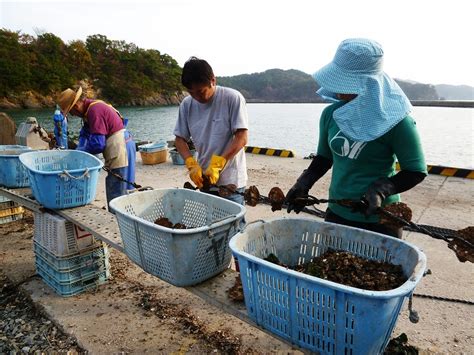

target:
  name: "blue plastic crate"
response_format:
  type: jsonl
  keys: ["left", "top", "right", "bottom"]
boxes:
{"left": 19, "top": 150, "right": 103, "bottom": 209}
{"left": 230, "top": 217, "right": 426, "bottom": 354}
{"left": 169, "top": 149, "right": 197, "bottom": 165}
{"left": 0, "top": 145, "right": 32, "bottom": 187}
{"left": 35, "top": 258, "right": 109, "bottom": 284}
{"left": 34, "top": 241, "right": 108, "bottom": 272}
{"left": 138, "top": 141, "right": 167, "bottom": 153}
{"left": 35, "top": 248, "right": 110, "bottom": 283}
{"left": 36, "top": 262, "right": 109, "bottom": 297}
{"left": 109, "top": 188, "right": 246, "bottom": 287}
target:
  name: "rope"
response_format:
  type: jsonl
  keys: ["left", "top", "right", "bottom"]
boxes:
{"left": 413, "top": 293, "right": 474, "bottom": 305}
{"left": 292, "top": 194, "right": 474, "bottom": 248}
{"left": 101, "top": 166, "right": 150, "bottom": 190}
{"left": 197, "top": 187, "right": 469, "bottom": 246}
{"left": 59, "top": 168, "right": 90, "bottom": 180}
{"left": 408, "top": 295, "right": 419, "bottom": 323}
{"left": 379, "top": 209, "right": 474, "bottom": 248}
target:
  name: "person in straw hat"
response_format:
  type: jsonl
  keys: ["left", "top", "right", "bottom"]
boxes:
{"left": 285, "top": 38, "right": 427, "bottom": 238}
{"left": 57, "top": 86, "right": 136, "bottom": 210}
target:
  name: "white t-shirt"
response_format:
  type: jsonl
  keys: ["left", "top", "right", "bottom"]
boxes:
{"left": 174, "top": 86, "right": 248, "bottom": 188}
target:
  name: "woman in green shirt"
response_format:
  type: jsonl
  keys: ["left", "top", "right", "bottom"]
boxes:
{"left": 286, "top": 38, "right": 427, "bottom": 238}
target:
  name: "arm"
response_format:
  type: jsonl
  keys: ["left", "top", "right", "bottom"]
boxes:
{"left": 176, "top": 135, "right": 204, "bottom": 188}
{"left": 221, "top": 129, "right": 248, "bottom": 161}
{"left": 363, "top": 116, "right": 427, "bottom": 215}
{"left": 175, "top": 136, "right": 193, "bottom": 160}
{"left": 85, "top": 134, "right": 106, "bottom": 154}
{"left": 286, "top": 155, "right": 333, "bottom": 213}
{"left": 204, "top": 129, "right": 248, "bottom": 185}
{"left": 389, "top": 170, "right": 426, "bottom": 193}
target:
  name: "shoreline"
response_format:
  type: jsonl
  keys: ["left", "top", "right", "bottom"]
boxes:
{"left": 2, "top": 99, "right": 473, "bottom": 110}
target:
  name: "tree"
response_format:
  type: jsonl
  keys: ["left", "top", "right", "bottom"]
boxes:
{"left": 29, "top": 32, "right": 72, "bottom": 93}
{"left": 66, "top": 40, "right": 92, "bottom": 81}
{"left": 0, "top": 29, "right": 31, "bottom": 95}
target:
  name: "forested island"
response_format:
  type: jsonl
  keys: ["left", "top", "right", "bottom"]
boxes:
{"left": 1, "top": 29, "right": 471, "bottom": 109}
{"left": 0, "top": 29, "right": 183, "bottom": 109}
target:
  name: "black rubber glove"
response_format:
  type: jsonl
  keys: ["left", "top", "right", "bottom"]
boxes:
{"left": 362, "top": 177, "right": 397, "bottom": 216}
{"left": 286, "top": 155, "right": 332, "bottom": 213}
{"left": 286, "top": 177, "right": 311, "bottom": 214}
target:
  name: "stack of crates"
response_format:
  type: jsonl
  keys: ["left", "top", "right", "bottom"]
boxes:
{"left": 33, "top": 211, "right": 110, "bottom": 297}
{"left": 0, "top": 195, "right": 24, "bottom": 224}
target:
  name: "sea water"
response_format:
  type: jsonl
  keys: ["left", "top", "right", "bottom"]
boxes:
{"left": 5, "top": 103, "right": 474, "bottom": 169}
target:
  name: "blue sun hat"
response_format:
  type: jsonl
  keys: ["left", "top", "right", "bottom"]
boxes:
{"left": 313, "top": 38, "right": 412, "bottom": 142}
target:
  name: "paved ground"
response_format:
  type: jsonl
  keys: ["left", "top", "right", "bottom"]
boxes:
{"left": 0, "top": 153, "right": 473, "bottom": 354}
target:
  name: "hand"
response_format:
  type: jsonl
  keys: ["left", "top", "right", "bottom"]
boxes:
{"left": 285, "top": 182, "right": 309, "bottom": 214}
{"left": 204, "top": 155, "right": 227, "bottom": 185}
{"left": 361, "top": 177, "right": 397, "bottom": 216}
{"left": 185, "top": 157, "right": 203, "bottom": 189}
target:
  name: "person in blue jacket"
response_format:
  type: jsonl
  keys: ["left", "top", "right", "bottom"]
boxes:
{"left": 53, "top": 105, "right": 68, "bottom": 149}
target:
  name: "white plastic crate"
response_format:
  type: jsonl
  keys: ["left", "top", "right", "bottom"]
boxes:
{"left": 109, "top": 188, "right": 246, "bottom": 286}
{"left": 34, "top": 211, "right": 95, "bottom": 256}
{"left": 230, "top": 217, "right": 427, "bottom": 354}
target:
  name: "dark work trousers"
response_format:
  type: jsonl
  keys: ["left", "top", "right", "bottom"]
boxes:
{"left": 105, "top": 167, "right": 128, "bottom": 211}
{"left": 225, "top": 187, "right": 246, "bottom": 227}
{"left": 225, "top": 186, "right": 246, "bottom": 272}
{"left": 325, "top": 208, "right": 403, "bottom": 239}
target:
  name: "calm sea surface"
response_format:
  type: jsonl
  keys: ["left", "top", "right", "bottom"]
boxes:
{"left": 5, "top": 103, "right": 474, "bottom": 169}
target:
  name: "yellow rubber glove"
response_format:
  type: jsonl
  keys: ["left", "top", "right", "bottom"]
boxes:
{"left": 204, "top": 155, "right": 227, "bottom": 185}
{"left": 185, "top": 156, "right": 203, "bottom": 189}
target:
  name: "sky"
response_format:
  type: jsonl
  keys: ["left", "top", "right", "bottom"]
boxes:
{"left": 1, "top": 0, "right": 473, "bottom": 87}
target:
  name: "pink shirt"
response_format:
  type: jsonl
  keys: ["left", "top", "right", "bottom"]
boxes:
{"left": 84, "top": 99, "right": 124, "bottom": 137}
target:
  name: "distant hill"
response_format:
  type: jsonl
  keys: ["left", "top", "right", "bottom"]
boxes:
{"left": 435, "top": 84, "right": 474, "bottom": 100}
{"left": 218, "top": 69, "right": 442, "bottom": 102}
{"left": 218, "top": 69, "right": 323, "bottom": 103}
{"left": 395, "top": 80, "right": 439, "bottom": 100}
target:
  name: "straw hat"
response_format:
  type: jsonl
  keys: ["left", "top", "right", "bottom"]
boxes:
{"left": 57, "top": 87, "right": 82, "bottom": 116}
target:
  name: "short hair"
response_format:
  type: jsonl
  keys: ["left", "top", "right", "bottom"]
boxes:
{"left": 181, "top": 57, "right": 214, "bottom": 89}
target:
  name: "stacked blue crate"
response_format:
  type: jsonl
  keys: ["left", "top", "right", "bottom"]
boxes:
{"left": 33, "top": 211, "right": 111, "bottom": 297}
{"left": 34, "top": 242, "right": 110, "bottom": 297}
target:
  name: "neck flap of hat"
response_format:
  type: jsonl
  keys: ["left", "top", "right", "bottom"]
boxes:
{"left": 331, "top": 74, "right": 412, "bottom": 141}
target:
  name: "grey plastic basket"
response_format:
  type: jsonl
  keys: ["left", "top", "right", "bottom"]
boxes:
{"left": 109, "top": 188, "right": 246, "bottom": 286}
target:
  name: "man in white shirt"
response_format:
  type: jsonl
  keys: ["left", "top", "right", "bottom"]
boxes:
{"left": 174, "top": 57, "right": 249, "bottom": 205}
